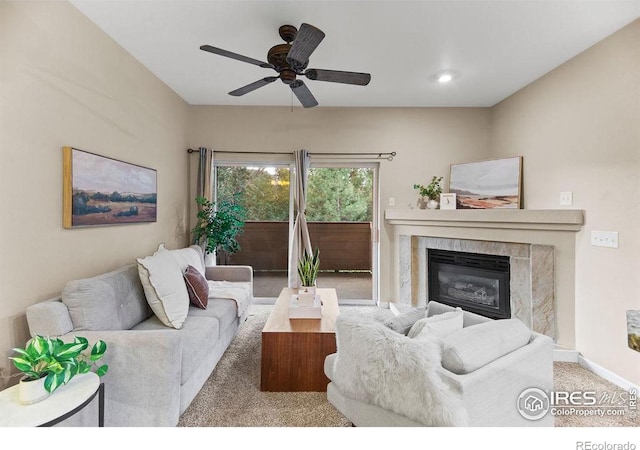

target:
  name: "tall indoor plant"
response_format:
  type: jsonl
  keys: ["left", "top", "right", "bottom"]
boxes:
{"left": 192, "top": 196, "right": 247, "bottom": 264}
{"left": 9, "top": 335, "right": 108, "bottom": 404}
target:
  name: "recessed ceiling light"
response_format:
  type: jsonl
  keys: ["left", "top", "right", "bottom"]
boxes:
{"left": 430, "top": 70, "right": 460, "bottom": 84}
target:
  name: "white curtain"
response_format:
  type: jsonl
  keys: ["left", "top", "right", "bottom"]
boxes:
{"left": 288, "top": 149, "right": 313, "bottom": 288}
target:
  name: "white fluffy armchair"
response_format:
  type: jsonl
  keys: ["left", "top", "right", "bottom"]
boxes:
{"left": 324, "top": 301, "right": 554, "bottom": 427}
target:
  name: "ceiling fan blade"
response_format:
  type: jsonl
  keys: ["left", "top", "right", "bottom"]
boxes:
{"left": 200, "top": 45, "right": 274, "bottom": 69}
{"left": 286, "top": 23, "right": 325, "bottom": 69}
{"left": 229, "top": 77, "right": 279, "bottom": 96}
{"left": 305, "top": 69, "right": 371, "bottom": 86}
{"left": 290, "top": 80, "right": 318, "bottom": 108}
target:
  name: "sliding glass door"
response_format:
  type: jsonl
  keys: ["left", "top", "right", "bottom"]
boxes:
{"left": 214, "top": 158, "right": 378, "bottom": 304}
{"left": 306, "top": 163, "right": 378, "bottom": 303}
{"left": 215, "top": 163, "right": 292, "bottom": 300}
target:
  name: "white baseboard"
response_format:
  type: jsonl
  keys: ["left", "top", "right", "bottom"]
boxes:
{"left": 553, "top": 347, "right": 579, "bottom": 362}
{"left": 577, "top": 355, "right": 640, "bottom": 392}
{"left": 553, "top": 348, "right": 638, "bottom": 392}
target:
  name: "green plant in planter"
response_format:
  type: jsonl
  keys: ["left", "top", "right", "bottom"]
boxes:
{"left": 192, "top": 195, "right": 247, "bottom": 259}
{"left": 414, "top": 176, "right": 444, "bottom": 200}
{"left": 297, "top": 247, "right": 320, "bottom": 287}
{"left": 10, "top": 335, "right": 108, "bottom": 393}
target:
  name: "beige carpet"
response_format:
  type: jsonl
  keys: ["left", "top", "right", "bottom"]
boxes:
{"left": 178, "top": 304, "right": 638, "bottom": 427}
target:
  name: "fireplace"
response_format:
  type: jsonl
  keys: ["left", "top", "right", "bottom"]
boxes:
{"left": 428, "top": 249, "right": 511, "bottom": 320}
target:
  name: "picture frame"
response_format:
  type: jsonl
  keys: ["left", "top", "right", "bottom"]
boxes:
{"left": 440, "top": 193, "right": 457, "bottom": 210}
{"left": 449, "top": 156, "right": 522, "bottom": 209}
{"left": 63, "top": 147, "right": 157, "bottom": 228}
{"left": 627, "top": 310, "right": 640, "bottom": 353}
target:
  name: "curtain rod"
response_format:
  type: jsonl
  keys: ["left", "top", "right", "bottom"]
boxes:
{"left": 186, "top": 149, "right": 396, "bottom": 161}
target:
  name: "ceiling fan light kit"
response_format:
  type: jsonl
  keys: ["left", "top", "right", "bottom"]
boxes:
{"left": 200, "top": 23, "right": 371, "bottom": 108}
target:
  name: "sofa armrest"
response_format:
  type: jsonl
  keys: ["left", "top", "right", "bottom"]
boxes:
{"left": 66, "top": 329, "right": 183, "bottom": 427}
{"left": 26, "top": 299, "right": 74, "bottom": 337}
{"left": 205, "top": 265, "right": 253, "bottom": 283}
{"left": 437, "top": 333, "right": 554, "bottom": 426}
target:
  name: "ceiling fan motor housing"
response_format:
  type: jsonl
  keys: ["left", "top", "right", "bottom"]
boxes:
{"left": 267, "top": 43, "right": 308, "bottom": 84}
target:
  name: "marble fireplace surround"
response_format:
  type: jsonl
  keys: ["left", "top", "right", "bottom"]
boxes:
{"left": 385, "top": 209, "right": 585, "bottom": 345}
{"left": 400, "top": 236, "right": 555, "bottom": 337}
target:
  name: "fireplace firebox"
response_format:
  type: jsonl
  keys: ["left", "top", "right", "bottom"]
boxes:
{"left": 427, "top": 249, "right": 511, "bottom": 319}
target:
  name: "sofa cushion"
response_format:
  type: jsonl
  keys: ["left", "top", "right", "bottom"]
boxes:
{"left": 426, "top": 300, "right": 491, "bottom": 328}
{"left": 132, "top": 314, "right": 220, "bottom": 385}
{"left": 440, "top": 318, "right": 532, "bottom": 374}
{"left": 184, "top": 265, "right": 209, "bottom": 309}
{"left": 187, "top": 298, "right": 238, "bottom": 332}
{"left": 408, "top": 308, "right": 463, "bottom": 340}
{"left": 61, "top": 265, "right": 151, "bottom": 331}
{"left": 383, "top": 308, "right": 425, "bottom": 335}
{"left": 137, "top": 250, "right": 190, "bottom": 329}
{"left": 157, "top": 244, "right": 205, "bottom": 275}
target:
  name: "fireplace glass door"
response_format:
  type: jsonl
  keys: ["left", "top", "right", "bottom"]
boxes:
{"left": 428, "top": 250, "right": 510, "bottom": 319}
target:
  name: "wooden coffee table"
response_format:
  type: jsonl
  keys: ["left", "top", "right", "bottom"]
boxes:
{"left": 260, "top": 287, "right": 339, "bottom": 392}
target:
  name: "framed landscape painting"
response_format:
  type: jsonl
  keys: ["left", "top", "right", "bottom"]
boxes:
{"left": 63, "top": 147, "right": 157, "bottom": 228}
{"left": 449, "top": 156, "right": 522, "bottom": 209}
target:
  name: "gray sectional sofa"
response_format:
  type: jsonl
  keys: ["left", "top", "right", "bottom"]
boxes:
{"left": 25, "top": 245, "right": 253, "bottom": 427}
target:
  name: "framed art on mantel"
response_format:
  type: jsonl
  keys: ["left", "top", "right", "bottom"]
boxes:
{"left": 449, "top": 156, "right": 522, "bottom": 209}
{"left": 63, "top": 147, "right": 157, "bottom": 228}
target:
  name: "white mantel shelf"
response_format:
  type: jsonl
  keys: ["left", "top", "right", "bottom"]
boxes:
{"left": 385, "top": 208, "right": 584, "bottom": 232}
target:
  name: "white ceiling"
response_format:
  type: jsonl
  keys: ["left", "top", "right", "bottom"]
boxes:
{"left": 70, "top": 0, "right": 640, "bottom": 108}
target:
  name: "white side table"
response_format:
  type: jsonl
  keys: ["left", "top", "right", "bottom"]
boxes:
{"left": 0, "top": 372, "right": 104, "bottom": 427}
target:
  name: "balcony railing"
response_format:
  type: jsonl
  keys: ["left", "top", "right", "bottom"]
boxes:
{"left": 224, "top": 221, "right": 372, "bottom": 272}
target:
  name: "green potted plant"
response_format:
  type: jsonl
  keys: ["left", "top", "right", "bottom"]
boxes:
{"left": 414, "top": 176, "right": 444, "bottom": 209}
{"left": 9, "top": 335, "right": 108, "bottom": 405}
{"left": 192, "top": 195, "right": 247, "bottom": 265}
{"left": 297, "top": 247, "right": 320, "bottom": 305}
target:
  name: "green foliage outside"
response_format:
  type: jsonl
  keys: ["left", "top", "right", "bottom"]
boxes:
{"left": 216, "top": 166, "right": 373, "bottom": 222}
{"left": 306, "top": 167, "right": 372, "bottom": 222}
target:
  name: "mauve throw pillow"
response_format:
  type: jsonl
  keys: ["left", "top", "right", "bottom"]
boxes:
{"left": 184, "top": 265, "right": 209, "bottom": 309}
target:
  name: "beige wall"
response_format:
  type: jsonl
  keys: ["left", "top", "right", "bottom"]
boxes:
{"left": 188, "top": 106, "right": 492, "bottom": 304}
{"left": 491, "top": 20, "right": 640, "bottom": 385}
{"left": 0, "top": 2, "right": 190, "bottom": 387}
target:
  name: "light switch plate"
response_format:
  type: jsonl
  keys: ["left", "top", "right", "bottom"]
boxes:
{"left": 591, "top": 231, "right": 618, "bottom": 248}
{"left": 560, "top": 191, "right": 573, "bottom": 206}
{"left": 389, "top": 197, "right": 395, "bottom": 207}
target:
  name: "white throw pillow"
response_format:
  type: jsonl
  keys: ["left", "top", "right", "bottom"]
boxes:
{"left": 137, "top": 250, "right": 190, "bottom": 329}
{"left": 383, "top": 308, "right": 426, "bottom": 335}
{"left": 441, "top": 318, "right": 532, "bottom": 374}
{"left": 408, "top": 308, "right": 463, "bottom": 340}
{"left": 156, "top": 244, "right": 205, "bottom": 275}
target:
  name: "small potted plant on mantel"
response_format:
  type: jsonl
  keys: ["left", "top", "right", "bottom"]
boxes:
{"left": 9, "top": 335, "right": 108, "bottom": 405}
{"left": 414, "top": 176, "right": 444, "bottom": 209}
{"left": 297, "top": 247, "right": 320, "bottom": 306}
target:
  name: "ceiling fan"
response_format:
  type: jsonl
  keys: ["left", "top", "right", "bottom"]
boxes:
{"left": 200, "top": 23, "right": 371, "bottom": 108}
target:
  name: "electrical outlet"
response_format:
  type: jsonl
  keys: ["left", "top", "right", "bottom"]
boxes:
{"left": 560, "top": 191, "right": 573, "bottom": 206}
{"left": 591, "top": 231, "right": 619, "bottom": 248}
{"left": 389, "top": 197, "right": 395, "bottom": 207}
